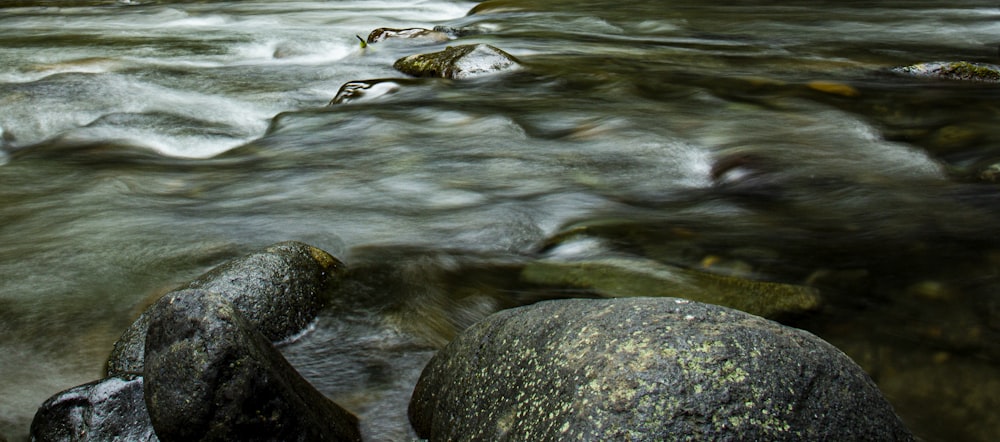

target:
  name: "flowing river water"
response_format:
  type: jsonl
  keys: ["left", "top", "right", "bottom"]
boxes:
{"left": 2, "top": 0, "right": 999, "bottom": 440}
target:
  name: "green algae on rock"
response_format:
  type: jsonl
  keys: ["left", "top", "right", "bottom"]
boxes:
{"left": 393, "top": 44, "right": 520, "bottom": 79}
{"left": 521, "top": 256, "right": 821, "bottom": 319}
{"left": 409, "top": 297, "right": 913, "bottom": 441}
{"left": 893, "top": 61, "right": 1000, "bottom": 82}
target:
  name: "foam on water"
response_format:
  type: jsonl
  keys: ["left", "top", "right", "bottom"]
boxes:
{"left": 0, "top": 72, "right": 273, "bottom": 158}
{"left": 0, "top": 0, "right": 476, "bottom": 160}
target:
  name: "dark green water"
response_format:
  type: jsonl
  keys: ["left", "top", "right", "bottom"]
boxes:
{"left": 2, "top": 0, "right": 999, "bottom": 440}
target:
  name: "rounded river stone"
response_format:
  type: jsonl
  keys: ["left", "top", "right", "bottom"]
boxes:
{"left": 143, "top": 290, "right": 361, "bottom": 442}
{"left": 409, "top": 297, "right": 914, "bottom": 441}
{"left": 106, "top": 241, "right": 343, "bottom": 376}
{"left": 30, "top": 374, "right": 156, "bottom": 442}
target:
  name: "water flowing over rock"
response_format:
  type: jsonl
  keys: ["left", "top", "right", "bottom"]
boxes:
{"left": 30, "top": 375, "right": 157, "bottom": 442}
{"left": 393, "top": 44, "right": 520, "bottom": 79}
{"left": 144, "top": 290, "right": 361, "bottom": 441}
{"left": 106, "top": 241, "right": 343, "bottom": 376}
{"left": 893, "top": 61, "right": 1000, "bottom": 82}
{"left": 367, "top": 27, "right": 451, "bottom": 44}
{"left": 329, "top": 79, "right": 416, "bottom": 105}
{"left": 409, "top": 297, "right": 914, "bottom": 441}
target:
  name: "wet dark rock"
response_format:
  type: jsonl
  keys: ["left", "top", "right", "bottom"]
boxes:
{"left": 144, "top": 290, "right": 361, "bottom": 442}
{"left": 107, "top": 241, "right": 343, "bottom": 376}
{"left": 410, "top": 297, "right": 913, "bottom": 441}
{"left": 893, "top": 61, "right": 1000, "bottom": 82}
{"left": 393, "top": 44, "right": 520, "bottom": 79}
{"left": 329, "top": 78, "right": 416, "bottom": 105}
{"left": 30, "top": 374, "right": 157, "bottom": 442}
{"left": 366, "top": 27, "right": 450, "bottom": 44}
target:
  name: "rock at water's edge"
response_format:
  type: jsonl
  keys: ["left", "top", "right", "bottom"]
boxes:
{"left": 30, "top": 374, "right": 157, "bottom": 442}
{"left": 144, "top": 290, "right": 361, "bottom": 442}
{"left": 107, "top": 241, "right": 343, "bottom": 376}
{"left": 409, "top": 297, "right": 914, "bottom": 441}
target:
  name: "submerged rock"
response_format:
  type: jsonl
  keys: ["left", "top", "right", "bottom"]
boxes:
{"left": 893, "top": 61, "right": 1000, "bottom": 82}
{"left": 367, "top": 27, "right": 450, "bottom": 44}
{"left": 144, "top": 290, "right": 361, "bottom": 442}
{"left": 393, "top": 44, "right": 520, "bottom": 79}
{"left": 107, "top": 241, "right": 343, "bottom": 376}
{"left": 409, "top": 297, "right": 913, "bottom": 441}
{"left": 521, "top": 256, "right": 821, "bottom": 319}
{"left": 30, "top": 374, "right": 157, "bottom": 442}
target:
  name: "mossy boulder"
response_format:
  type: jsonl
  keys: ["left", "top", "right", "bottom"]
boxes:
{"left": 30, "top": 374, "right": 157, "bottom": 442}
{"left": 393, "top": 44, "right": 520, "bottom": 79}
{"left": 409, "top": 297, "right": 913, "bottom": 441}
{"left": 107, "top": 241, "right": 344, "bottom": 376}
{"left": 521, "top": 256, "right": 821, "bottom": 319}
{"left": 893, "top": 61, "right": 1000, "bottom": 82}
{"left": 143, "top": 290, "right": 361, "bottom": 441}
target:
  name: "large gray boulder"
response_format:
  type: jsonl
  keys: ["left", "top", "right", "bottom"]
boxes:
{"left": 143, "top": 290, "right": 361, "bottom": 442}
{"left": 30, "top": 374, "right": 156, "bottom": 442}
{"left": 107, "top": 241, "right": 343, "bottom": 376}
{"left": 409, "top": 297, "right": 913, "bottom": 441}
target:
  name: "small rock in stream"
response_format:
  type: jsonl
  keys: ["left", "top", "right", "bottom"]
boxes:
{"left": 366, "top": 27, "right": 450, "bottom": 44}
{"left": 144, "top": 290, "right": 361, "bottom": 441}
{"left": 329, "top": 78, "right": 418, "bottom": 105}
{"left": 893, "top": 61, "right": 1000, "bottom": 82}
{"left": 106, "top": 241, "right": 343, "bottom": 376}
{"left": 393, "top": 44, "right": 520, "bottom": 79}
{"left": 410, "top": 297, "right": 914, "bottom": 441}
{"left": 30, "top": 374, "right": 157, "bottom": 442}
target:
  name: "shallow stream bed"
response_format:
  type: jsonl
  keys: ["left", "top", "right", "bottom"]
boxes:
{"left": 1, "top": 1, "right": 999, "bottom": 440}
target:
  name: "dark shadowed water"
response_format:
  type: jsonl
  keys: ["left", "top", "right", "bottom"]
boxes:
{"left": 2, "top": 1, "right": 999, "bottom": 440}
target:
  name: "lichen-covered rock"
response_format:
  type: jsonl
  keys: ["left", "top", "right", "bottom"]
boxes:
{"left": 409, "top": 297, "right": 913, "bottom": 441}
{"left": 144, "top": 290, "right": 361, "bottom": 442}
{"left": 893, "top": 61, "right": 1000, "bottom": 82}
{"left": 30, "top": 374, "right": 157, "bottom": 442}
{"left": 393, "top": 44, "right": 520, "bottom": 79}
{"left": 367, "top": 27, "right": 450, "bottom": 44}
{"left": 107, "top": 241, "right": 343, "bottom": 376}
{"left": 520, "top": 256, "right": 821, "bottom": 319}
